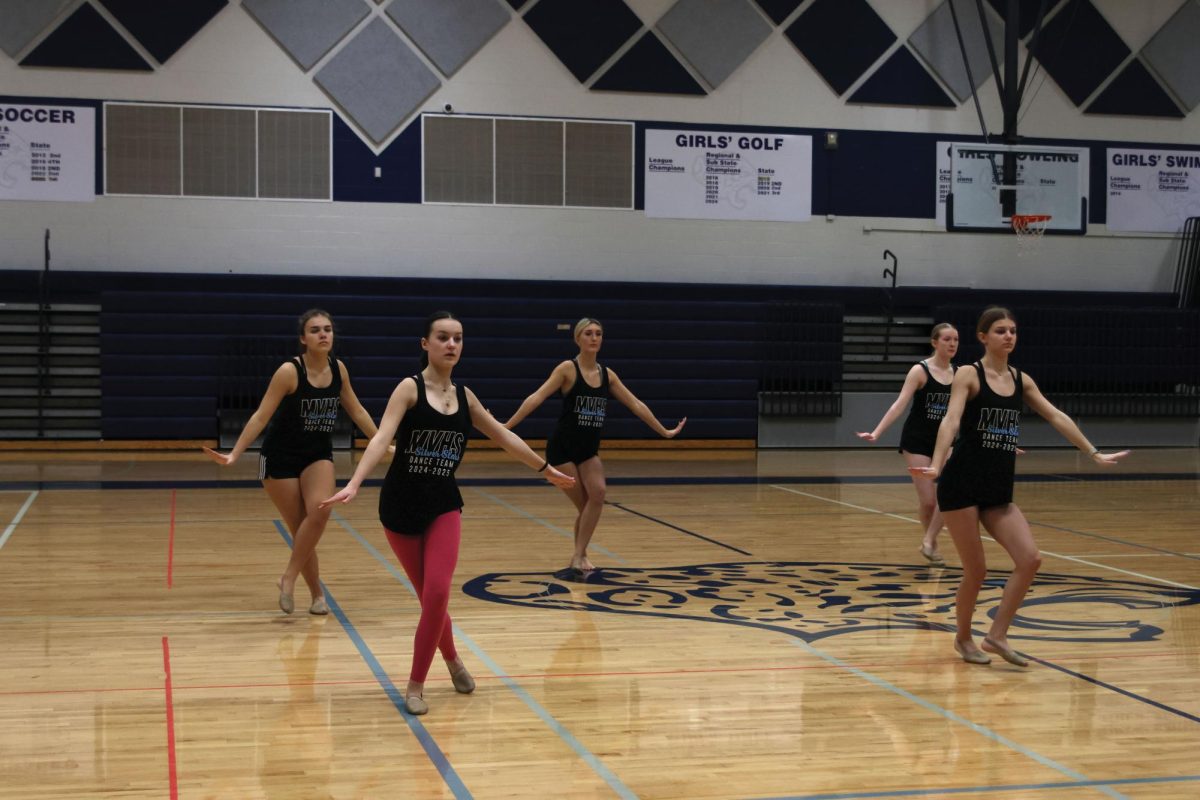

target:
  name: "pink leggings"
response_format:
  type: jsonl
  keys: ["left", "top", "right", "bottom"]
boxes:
{"left": 385, "top": 511, "right": 461, "bottom": 683}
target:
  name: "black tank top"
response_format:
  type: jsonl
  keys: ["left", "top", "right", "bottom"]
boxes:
{"left": 899, "top": 361, "right": 955, "bottom": 446}
{"left": 378, "top": 376, "right": 472, "bottom": 535}
{"left": 942, "top": 362, "right": 1022, "bottom": 493}
{"left": 261, "top": 356, "right": 342, "bottom": 457}
{"left": 554, "top": 358, "right": 608, "bottom": 437}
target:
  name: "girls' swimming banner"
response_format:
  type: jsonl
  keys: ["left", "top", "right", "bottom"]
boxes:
{"left": 1106, "top": 148, "right": 1200, "bottom": 233}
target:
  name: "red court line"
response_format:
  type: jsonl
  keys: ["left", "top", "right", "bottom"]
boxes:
{"left": 162, "top": 636, "right": 179, "bottom": 800}
{"left": 166, "top": 489, "right": 176, "bottom": 589}
{"left": 2, "top": 649, "right": 1190, "bottom": 698}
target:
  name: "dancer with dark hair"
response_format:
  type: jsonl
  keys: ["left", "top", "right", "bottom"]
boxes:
{"left": 204, "top": 309, "right": 382, "bottom": 615}
{"left": 911, "top": 307, "right": 1129, "bottom": 666}
{"left": 858, "top": 322, "right": 959, "bottom": 565}
{"left": 321, "top": 311, "right": 574, "bottom": 715}
{"left": 504, "top": 317, "right": 685, "bottom": 573}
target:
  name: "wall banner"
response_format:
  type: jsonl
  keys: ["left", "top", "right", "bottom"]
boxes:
{"left": 0, "top": 103, "right": 96, "bottom": 202}
{"left": 644, "top": 128, "right": 811, "bottom": 222}
{"left": 1106, "top": 148, "right": 1200, "bottom": 233}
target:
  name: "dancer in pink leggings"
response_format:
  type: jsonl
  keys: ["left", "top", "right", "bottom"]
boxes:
{"left": 322, "top": 311, "right": 573, "bottom": 715}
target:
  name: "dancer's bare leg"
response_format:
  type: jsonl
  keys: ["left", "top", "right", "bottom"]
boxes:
{"left": 943, "top": 506, "right": 987, "bottom": 660}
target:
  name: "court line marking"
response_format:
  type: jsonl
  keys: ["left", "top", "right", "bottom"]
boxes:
{"left": 785, "top": 639, "right": 1128, "bottom": 800}
{"left": 769, "top": 484, "right": 1200, "bottom": 728}
{"left": 606, "top": 500, "right": 753, "bottom": 555}
{"left": 768, "top": 485, "right": 1198, "bottom": 590}
{"left": 162, "top": 636, "right": 179, "bottom": 800}
{"left": 470, "top": 488, "right": 628, "bottom": 564}
{"left": 754, "top": 773, "right": 1200, "bottom": 800}
{"left": 1030, "top": 518, "right": 1200, "bottom": 561}
{"left": 0, "top": 490, "right": 38, "bottom": 551}
{"left": 331, "top": 511, "right": 638, "bottom": 800}
{"left": 273, "top": 521, "right": 472, "bottom": 800}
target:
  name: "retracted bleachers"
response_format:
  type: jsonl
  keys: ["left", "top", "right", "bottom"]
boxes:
{"left": 935, "top": 304, "right": 1200, "bottom": 417}
{"left": 99, "top": 276, "right": 837, "bottom": 441}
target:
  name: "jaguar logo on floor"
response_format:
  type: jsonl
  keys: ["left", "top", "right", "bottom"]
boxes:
{"left": 462, "top": 562, "right": 1200, "bottom": 643}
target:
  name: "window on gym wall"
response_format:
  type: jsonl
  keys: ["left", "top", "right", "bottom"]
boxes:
{"left": 104, "top": 103, "right": 331, "bottom": 201}
{"left": 422, "top": 114, "right": 633, "bottom": 209}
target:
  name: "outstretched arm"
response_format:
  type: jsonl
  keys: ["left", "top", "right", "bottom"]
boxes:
{"left": 503, "top": 362, "right": 571, "bottom": 429}
{"left": 857, "top": 364, "right": 924, "bottom": 442}
{"left": 608, "top": 370, "right": 685, "bottom": 438}
{"left": 468, "top": 389, "right": 575, "bottom": 488}
{"left": 320, "top": 378, "right": 416, "bottom": 507}
{"left": 911, "top": 367, "right": 976, "bottom": 480}
{"left": 338, "top": 361, "right": 382, "bottom": 441}
{"left": 202, "top": 362, "right": 296, "bottom": 466}
{"left": 1023, "top": 374, "right": 1130, "bottom": 466}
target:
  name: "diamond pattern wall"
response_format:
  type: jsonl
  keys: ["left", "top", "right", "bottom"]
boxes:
{"left": 908, "top": 0, "right": 1004, "bottom": 104}
{"left": 522, "top": 0, "right": 642, "bottom": 82}
{"left": 1142, "top": 0, "right": 1200, "bottom": 112}
{"left": 97, "top": 0, "right": 228, "bottom": 64}
{"left": 314, "top": 17, "right": 439, "bottom": 143}
{"left": 385, "top": 0, "right": 509, "bottom": 77}
{"left": 656, "top": 0, "right": 771, "bottom": 89}
{"left": 0, "top": 0, "right": 73, "bottom": 58}
{"left": 243, "top": 0, "right": 369, "bottom": 71}
{"left": 785, "top": 0, "right": 897, "bottom": 96}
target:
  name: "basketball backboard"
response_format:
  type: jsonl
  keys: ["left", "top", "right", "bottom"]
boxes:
{"left": 945, "top": 142, "right": 1088, "bottom": 234}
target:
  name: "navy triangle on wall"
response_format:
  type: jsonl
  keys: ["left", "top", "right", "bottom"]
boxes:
{"left": 592, "top": 31, "right": 706, "bottom": 94}
{"left": 849, "top": 46, "right": 955, "bottom": 107}
{"left": 752, "top": 0, "right": 803, "bottom": 26}
{"left": 1086, "top": 58, "right": 1183, "bottom": 118}
{"left": 98, "top": 0, "right": 227, "bottom": 65}
{"left": 21, "top": 3, "right": 152, "bottom": 70}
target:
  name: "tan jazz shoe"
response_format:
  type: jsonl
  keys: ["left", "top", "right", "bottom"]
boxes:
{"left": 450, "top": 665, "right": 476, "bottom": 694}
{"left": 954, "top": 639, "right": 991, "bottom": 665}
{"left": 405, "top": 694, "right": 429, "bottom": 715}
{"left": 982, "top": 637, "right": 1029, "bottom": 667}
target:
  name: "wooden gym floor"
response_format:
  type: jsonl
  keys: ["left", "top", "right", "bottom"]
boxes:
{"left": 0, "top": 447, "right": 1197, "bottom": 799}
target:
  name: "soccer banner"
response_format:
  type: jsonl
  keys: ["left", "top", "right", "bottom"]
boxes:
{"left": 0, "top": 103, "right": 96, "bottom": 202}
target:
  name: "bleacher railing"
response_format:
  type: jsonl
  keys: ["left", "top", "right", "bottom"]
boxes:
{"left": 759, "top": 302, "right": 843, "bottom": 417}
{"left": 1176, "top": 216, "right": 1200, "bottom": 309}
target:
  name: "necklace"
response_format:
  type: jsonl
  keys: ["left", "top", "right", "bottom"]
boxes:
{"left": 425, "top": 375, "right": 455, "bottom": 411}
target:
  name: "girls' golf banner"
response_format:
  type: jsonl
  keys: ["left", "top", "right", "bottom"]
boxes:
{"left": 645, "top": 128, "right": 811, "bottom": 222}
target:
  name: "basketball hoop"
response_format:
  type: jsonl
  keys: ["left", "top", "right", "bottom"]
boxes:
{"left": 1011, "top": 213, "right": 1051, "bottom": 255}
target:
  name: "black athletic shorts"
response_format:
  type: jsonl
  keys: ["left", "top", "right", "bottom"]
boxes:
{"left": 258, "top": 450, "right": 333, "bottom": 480}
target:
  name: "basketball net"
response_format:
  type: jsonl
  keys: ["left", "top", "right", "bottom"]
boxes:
{"left": 1011, "top": 214, "right": 1051, "bottom": 256}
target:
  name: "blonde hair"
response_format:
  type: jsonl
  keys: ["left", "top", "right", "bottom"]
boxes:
{"left": 573, "top": 317, "right": 602, "bottom": 339}
{"left": 929, "top": 322, "right": 956, "bottom": 342}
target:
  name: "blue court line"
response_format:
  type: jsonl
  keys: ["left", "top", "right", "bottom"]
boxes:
{"left": 753, "top": 773, "right": 1200, "bottom": 800}
{"left": 1025, "top": 653, "right": 1200, "bottom": 725}
{"left": 3, "top": 471, "right": 1195, "bottom": 492}
{"left": 0, "top": 491, "right": 38, "bottom": 551}
{"left": 606, "top": 500, "right": 753, "bottom": 556}
{"left": 271, "top": 520, "right": 471, "bottom": 800}
{"left": 1030, "top": 519, "right": 1200, "bottom": 562}
{"left": 470, "top": 488, "right": 627, "bottom": 564}
{"left": 330, "top": 512, "right": 639, "bottom": 800}
{"left": 784, "top": 639, "right": 1129, "bottom": 800}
